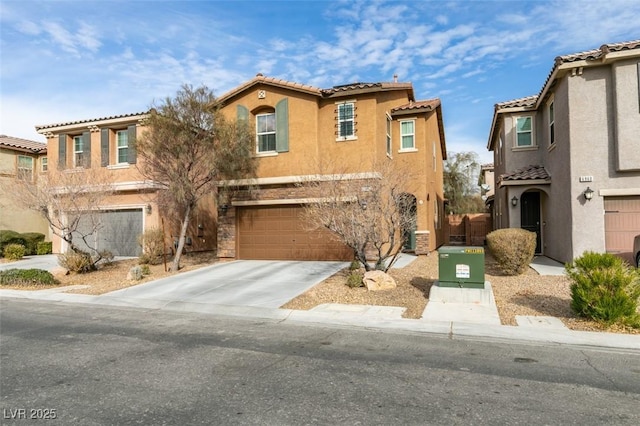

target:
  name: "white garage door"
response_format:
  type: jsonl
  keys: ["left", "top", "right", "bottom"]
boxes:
{"left": 72, "top": 209, "right": 143, "bottom": 257}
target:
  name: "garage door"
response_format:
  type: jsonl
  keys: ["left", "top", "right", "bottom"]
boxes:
{"left": 604, "top": 196, "right": 640, "bottom": 263}
{"left": 72, "top": 209, "right": 143, "bottom": 257}
{"left": 238, "top": 205, "right": 353, "bottom": 261}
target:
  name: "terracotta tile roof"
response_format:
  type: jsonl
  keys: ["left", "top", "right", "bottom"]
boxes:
{"left": 216, "top": 73, "right": 322, "bottom": 104}
{"left": 500, "top": 165, "right": 550, "bottom": 182}
{"left": 556, "top": 39, "right": 640, "bottom": 64}
{"left": 35, "top": 112, "right": 148, "bottom": 131}
{"left": 321, "top": 81, "right": 414, "bottom": 98}
{"left": 391, "top": 98, "right": 440, "bottom": 114}
{"left": 0, "top": 134, "right": 47, "bottom": 153}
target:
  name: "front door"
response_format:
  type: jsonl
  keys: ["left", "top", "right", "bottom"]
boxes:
{"left": 521, "top": 192, "right": 541, "bottom": 254}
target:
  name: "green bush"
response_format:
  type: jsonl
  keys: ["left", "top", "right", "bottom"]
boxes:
{"left": 0, "top": 268, "right": 57, "bottom": 286}
{"left": 4, "top": 244, "right": 26, "bottom": 260}
{"left": 140, "top": 264, "right": 151, "bottom": 276}
{"left": 346, "top": 270, "right": 364, "bottom": 288}
{"left": 0, "top": 230, "right": 27, "bottom": 256}
{"left": 58, "top": 250, "right": 94, "bottom": 273}
{"left": 486, "top": 228, "right": 536, "bottom": 275}
{"left": 36, "top": 241, "right": 53, "bottom": 255}
{"left": 20, "top": 232, "right": 45, "bottom": 255}
{"left": 566, "top": 251, "right": 640, "bottom": 327}
{"left": 349, "top": 260, "right": 361, "bottom": 271}
{"left": 138, "top": 228, "right": 165, "bottom": 265}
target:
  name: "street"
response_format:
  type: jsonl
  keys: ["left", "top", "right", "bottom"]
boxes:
{"left": 1, "top": 298, "right": 639, "bottom": 425}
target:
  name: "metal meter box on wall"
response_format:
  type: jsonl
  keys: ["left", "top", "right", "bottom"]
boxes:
{"left": 438, "top": 246, "right": 485, "bottom": 288}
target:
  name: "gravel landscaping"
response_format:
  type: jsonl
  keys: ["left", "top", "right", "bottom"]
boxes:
{"left": 2, "top": 251, "right": 638, "bottom": 334}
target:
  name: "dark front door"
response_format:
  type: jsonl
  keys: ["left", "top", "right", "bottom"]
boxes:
{"left": 521, "top": 192, "right": 541, "bottom": 254}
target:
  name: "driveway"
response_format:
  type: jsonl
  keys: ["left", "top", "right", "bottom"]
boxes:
{"left": 0, "top": 255, "right": 59, "bottom": 272}
{"left": 101, "top": 260, "right": 348, "bottom": 308}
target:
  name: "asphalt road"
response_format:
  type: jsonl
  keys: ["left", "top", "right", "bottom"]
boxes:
{"left": 1, "top": 298, "right": 639, "bottom": 425}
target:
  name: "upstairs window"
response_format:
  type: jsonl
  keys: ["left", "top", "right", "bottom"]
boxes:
{"left": 337, "top": 102, "right": 356, "bottom": 139}
{"left": 256, "top": 112, "right": 276, "bottom": 152}
{"left": 548, "top": 101, "right": 555, "bottom": 146}
{"left": 73, "top": 136, "right": 84, "bottom": 167}
{"left": 386, "top": 114, "right": 392, "bottom": 156}
{"left": 400, "top": 120, "right": 415, "bottom": 150}
{"left": 515, "top": 116, "right": 533, "bottom": 147}
{"left": 116, "top": 130, "right": 128, "bottom": 163}
{"left": 17, "top": 155, "right": 33, "bottom": 181}
{"left": 41, "top": 156, "right": 48, "bottom": 172}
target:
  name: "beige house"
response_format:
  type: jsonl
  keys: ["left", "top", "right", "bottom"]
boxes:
{"left": 215, "top": 74, "right": 447, "bottom": 260}
{"left": 488, "top": 40, "right": 640, "bottom": 263}
{"left": 35, "top": 114, "right": 217, "bottom": 256}
{"left": 0, "top": 135, "right": 50, "bottom": 236}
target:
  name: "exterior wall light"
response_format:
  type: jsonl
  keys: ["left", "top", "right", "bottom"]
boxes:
{"left": 360, "top": 200, "right": 368, "bottom": 210}
{"left": 146, "top": 204, "right": 152, "bottom": 215}
{"left": 220, "top": 204, "right": 229, "bottom": 215}
{"left": 511, "top": 196, "right": 518, "bottom": 207}
{"left": 583, "top": 187, "right": 594, "bottom": 201}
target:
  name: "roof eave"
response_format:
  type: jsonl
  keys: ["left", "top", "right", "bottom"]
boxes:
{"left": 36, "top": 113, "right": 148, "bottom": 135}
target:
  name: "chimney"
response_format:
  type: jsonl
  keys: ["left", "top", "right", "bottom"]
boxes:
{"left": 393, "top": 74, "right": 398, "bottom": 82}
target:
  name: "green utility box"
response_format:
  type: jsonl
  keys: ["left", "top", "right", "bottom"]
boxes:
{"left": 438, "top": 246, "right": 485, "bottom": 288}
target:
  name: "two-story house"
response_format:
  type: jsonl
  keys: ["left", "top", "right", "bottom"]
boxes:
{"left": 35, "top": 114, "right": 217, "bottom": 256}
{"left": 487, "top": 40, "right": 640, "bottom": 264}
{"left": 0, "top": 135, "right": 50, "bottom": 236}
{"left": 215, "top": 74, "right": 447, "bottom": 261}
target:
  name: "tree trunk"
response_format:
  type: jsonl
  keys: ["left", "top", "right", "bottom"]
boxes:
{"left": 171, "top": 204, "right": 192, "bottom": 272}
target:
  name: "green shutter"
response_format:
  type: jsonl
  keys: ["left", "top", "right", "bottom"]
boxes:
{"left": 83, "top": 131, "right": 91, "bottom": 167}
{"left": 237, "top": 105, "right": 249, "bottom": 121}
{"left": 127, "top": 125, "right": 137, "bottom": 164}
{"left": 58, "top": 134, "right": 66, "bottom": 169}
{"left": 275, "top": 98, "right": 289, "bottom": 153}
{"left": 101, "top": 129, "right": 109, "bottom": 167}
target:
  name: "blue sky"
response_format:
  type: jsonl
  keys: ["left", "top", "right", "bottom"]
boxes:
{"left": 1, "top": 0, "right": 639, "bottom": 164}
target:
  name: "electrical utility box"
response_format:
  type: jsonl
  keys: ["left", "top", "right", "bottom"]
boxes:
{"left": 437, "top": 246, "right": 485, "bottom": 288}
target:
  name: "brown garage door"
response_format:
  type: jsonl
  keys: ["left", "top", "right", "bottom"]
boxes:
{"left": 604, "top": 196, "right": 640, "bottom": 263}
{"left": 238, "top": 205, "right": 353, "bottom": 261}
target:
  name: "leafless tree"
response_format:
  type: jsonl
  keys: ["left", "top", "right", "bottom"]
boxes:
{"left": 136, "top": 85, "right": 256, "bottom": 271}
{"left": 7, "top": 166, "right": 115, "bottom": 269}
{"left": 301, "top": 159, "right": 417, "bottom": 272}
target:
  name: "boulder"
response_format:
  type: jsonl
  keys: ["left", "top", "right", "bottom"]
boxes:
{"left": 50, "top": 266, "right": 69, "bottom": 277}
{"left": 363, "top": 270, "right": 397, "bottom": 291}
{"left": 126, "top": 266, "right": 143, "bottom": 281}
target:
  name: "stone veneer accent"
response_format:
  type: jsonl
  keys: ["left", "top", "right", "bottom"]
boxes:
{"left": 216, "top": 206, "right": 236, "bottom": 258}
{"left": 414, "top": 230, "right": 430, "bottom": 255}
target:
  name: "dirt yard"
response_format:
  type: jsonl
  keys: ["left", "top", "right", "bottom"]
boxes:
{"left": 2, "top": 251, "right": 638, "bottom": 334}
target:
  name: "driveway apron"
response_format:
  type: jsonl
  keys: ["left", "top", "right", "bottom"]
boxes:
{"left": 101, "top": 260, "right": 348, "bottom": 308}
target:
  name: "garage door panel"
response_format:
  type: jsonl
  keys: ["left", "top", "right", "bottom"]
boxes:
{"left": 604, "top": 196, "right": 640, "bottom": 263}
{"left": 238, "top": 206, "right": 352, "bottom": 261}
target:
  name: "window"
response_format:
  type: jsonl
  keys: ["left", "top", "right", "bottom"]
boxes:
{"left": 515, "top": 116, "right": 533, "bottom": 147}
{"left": 256, "top": 113, "right": 276, "bottom": 152}
{"left": 41, "top": 156, "right": 48, "bottom": 172}
{"left": 17, "top": 155, "right": 33, "bottom": 180}
{"left": 116, "top": 130, "right": 128, "bottom": 163}
{"left": 337, "top": 102, "right": 355, "bottom": 139}
{"left": 548, "top": 101, "right": 555, "bottom": 146}
{"left": 386, "top": 114, "right": 392, "bottom": 156}
{"left": 73, "top": 135, "right": 84, "bottom": 167}
{"left": 400, "top": 120, "right": 415, "bottom": 150}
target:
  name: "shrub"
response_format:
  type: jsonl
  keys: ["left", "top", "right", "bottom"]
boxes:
{"left": 138, "top": 228, "right": 165, "bottom": 265}
{"left": 20, "top": 232, "right": 45, "bottom": 255}
{"left": 0, "top": 268, "right": 57, "bottom": 286}
{"left": 99, "top": 250, "right": 114, "bottom": 266}
{"left": 566, "top": 251, "right": 640, "bottom": 327}
{"left": 4, "top": 244, "right": 26, "bottom": 260}
{"left": 128, "top": 265, "right": 143, "bottom": 281}
{"left": 36, "top": 241, "right": 53, "bottom": 255}
{"left": 140, "top": 264, "right": 151, "bottom": 276}
{"left": 349, "top": 260, "right": 361, "bottom": 271}
{"left": 0, "top": 230, "right": 26, "bottom": 256}
{"left": 58, "top": 250, "right": 94, "bottom": 273}
{"left": 346, "top": 270, "right": 364, "bottom": 288}
{"left": 486, "top": 228, "right": 536, "bottom": 275}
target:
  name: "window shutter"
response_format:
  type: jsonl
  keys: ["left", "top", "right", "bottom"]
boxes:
{"left": 275, "top": 98, "right": 289, "bottom": 153}
{"left": 101, "top": 129, "right": 109, "bottom": 167}
{"left": 237, "top": 105, "right": 249, "bottom": 121}
{"left": 127, "top": 125, "right": 137, "bottom": 164}
{"left": 83, "top": 131, "right": 91, "bottom": 167}
{"left": 58, "top": 134, "right": 66, "bottom": 169}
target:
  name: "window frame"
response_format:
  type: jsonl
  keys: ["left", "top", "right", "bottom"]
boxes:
{"left": 17, "top": 155, "right": 34, "bottom": 181}
{"left": 73, "top": 135, "right": 84, "bottom": 167}
{"left": 514, "top": 115, "right": 535, "bottom": 148}
{"left": 256, "top": 112, "right": 276, "bottom": 153}
{"left": 386, "top": 113, "right": 392, "bottom": 157}
{"left": 336, "top": 101, "right": 357, "bottom": 141}
{"left": 547, "top": 99, "right": 555, "bottom": 147}
{"left": 115, "top": 130, "right": 129, "bottom": 164}
{"left": 399, "top": 118, "right": 416, "bottom": 152}
{"left": 41, "top": 156, "right": 48, "bottom": 172}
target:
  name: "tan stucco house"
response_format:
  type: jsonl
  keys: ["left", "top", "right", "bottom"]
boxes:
{"left": 0, "top": 135, "right": 50, "bottom": 236}
{"left": 214, "top": 74, "right": 447, "bottom": 261}
{"left": 488, "top": 40, "right": 640, "bottom": 264}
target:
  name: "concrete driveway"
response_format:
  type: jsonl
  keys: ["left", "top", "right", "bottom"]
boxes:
{"left": 101, "top": 260, "right": 348, "bottom": 309}
{"left": 0, "top": 255, "right": 59, "bottom": 272}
